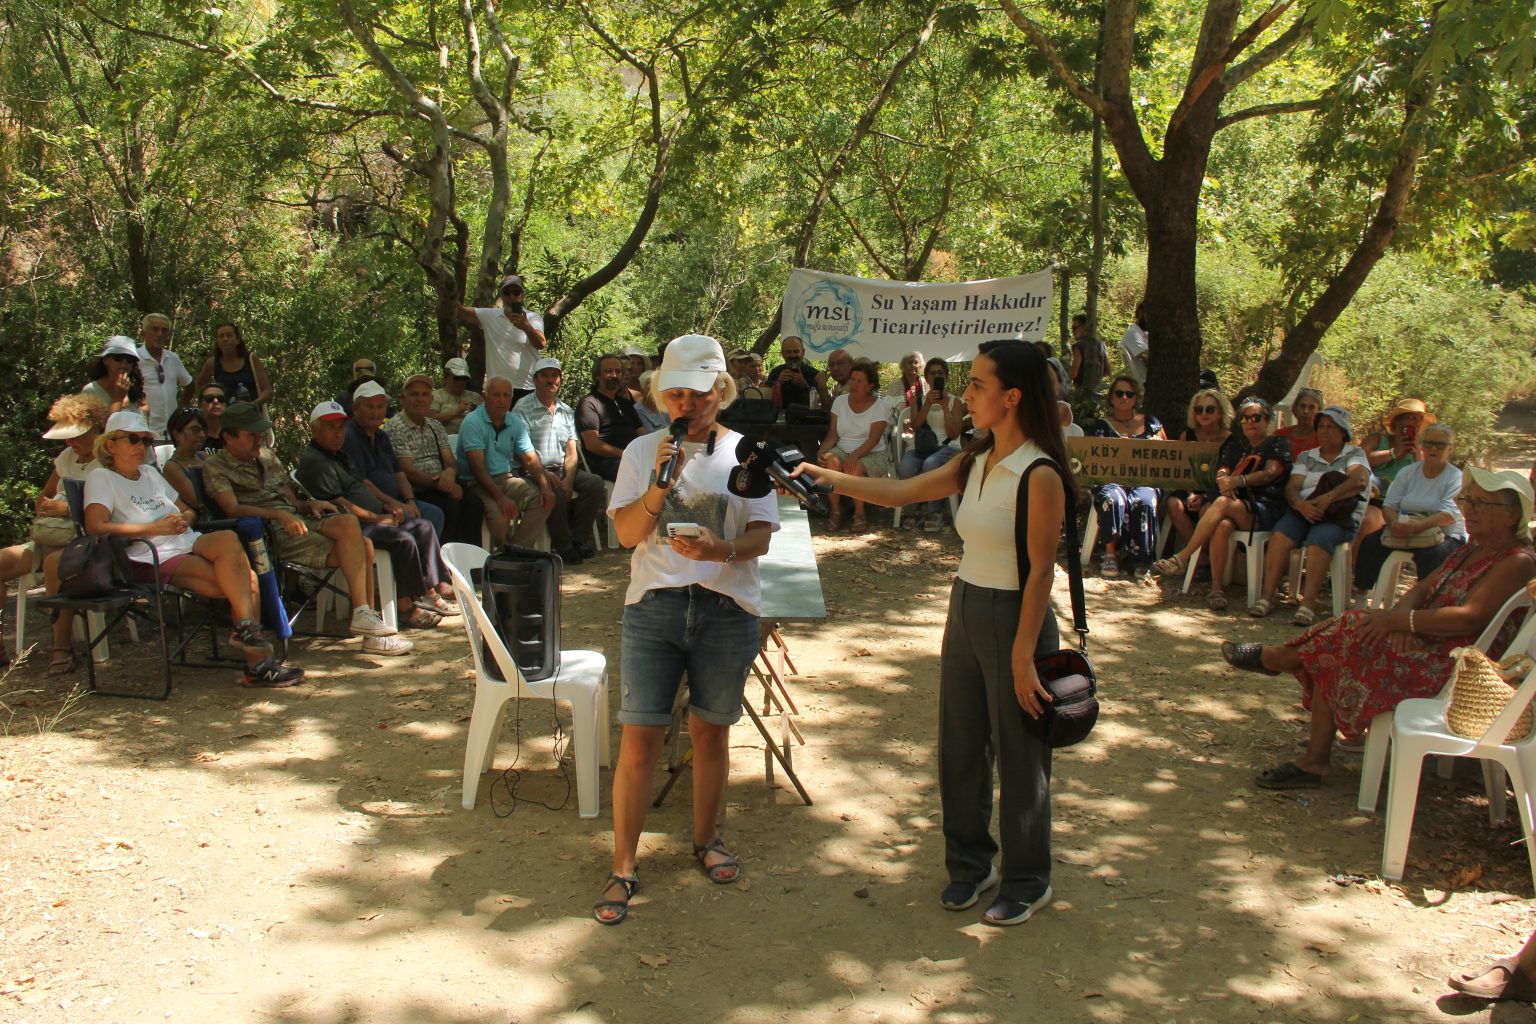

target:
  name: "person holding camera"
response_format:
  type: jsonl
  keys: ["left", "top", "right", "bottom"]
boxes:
{"left": 593, "top": 334, "right": 779, "bottom": 926}
{"left": 767, "top": 335, "right": 831, "bottom": 410}
{"left": 899, "top": 357, "right": 967, "bottom": 532}
{"left": 456, "top": 274, "right": 546, "bottom": 403}
{"left": 793, "top": 340, "right": 1069, "bottom": 927}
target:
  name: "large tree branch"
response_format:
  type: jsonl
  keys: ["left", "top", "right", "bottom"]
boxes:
{"left": 1170, "top": 0, "right": 1297, "bottom": 133}
{"left": 996, "top": 0, "right": 1109, "bottom": 121}
{"left": 1223, "top": 16, "right": 1310, "bottom": 91}
{"left": 1215, "top": 97, "right": 1324, "bottom": 129}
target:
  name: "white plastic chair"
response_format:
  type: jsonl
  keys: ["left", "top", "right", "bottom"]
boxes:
{"left": 888, "top": 415, "right": 958, "bottom": 530}
{"left": 440, "top": 542, "right": 610, "bottom": 818}
{"left": 1288, "top": 540, "right": 1354, "bottom": 619}
{"left": 577, "top": 446, "right": 618, "bottom": 550}
{"left": 1380, "top": 623, "right": 1536, "bottom": 891}
{"left": 152, "top": 443, "right": 174, "bottom": 467}
{"left": 1367, "top": 550, "right": 1417, "bottom": 610}
{"left": 1180, "top": 529, "right": 1271, "bottom": 609}
{"left": 1358, "top": 589, "right": 1536, "bottom": 812}
{"left": 315, "top": 551, "right": 398, "bottom": 632}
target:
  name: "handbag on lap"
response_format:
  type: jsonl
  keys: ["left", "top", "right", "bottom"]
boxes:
{"left": 1381, "top": 517, "right": 1446, "bottom": 550}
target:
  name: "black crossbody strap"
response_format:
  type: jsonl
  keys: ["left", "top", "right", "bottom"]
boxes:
{"left": 1014, "top": 457, "right": 1089, "bottom": 651}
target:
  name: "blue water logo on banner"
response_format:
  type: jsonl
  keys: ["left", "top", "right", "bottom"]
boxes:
{"left": 794, "top": 279, "right": 862, "bottom": 354}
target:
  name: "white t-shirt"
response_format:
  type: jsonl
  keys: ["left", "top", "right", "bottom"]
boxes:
{"left": 1119, "top": 323, "right": 1149, "bottom": 383}
{"left": 830, "top": 394, "right": 889, "bottom": 454}
{"left": 608, "top": 427, "right": 780, "bottom": 616}
{"left": 137, "top": 346, "right": 193, "bottom": 437}
{"left": 54, "top": 449, "right": 100, "bottom": 483}
{"left": 83, "top": 465, "right": 198, "bottom": 565}
{"left": 475, "top": 306, "right": 546, "bottom": 391}
{"left": 955, "top": 440, "right": 1048, "bottom": 590}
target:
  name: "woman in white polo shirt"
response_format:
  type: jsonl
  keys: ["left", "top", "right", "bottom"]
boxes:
{"left": 594, "top": 334, "right": 779, "bottom": 926}
{"left": 795, "top": 340, "right": 1070, "bottom": 927}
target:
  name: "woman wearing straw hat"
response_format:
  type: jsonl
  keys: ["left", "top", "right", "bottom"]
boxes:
{"left": 1222, "top": 467, "right": 1535, "bottom": 789}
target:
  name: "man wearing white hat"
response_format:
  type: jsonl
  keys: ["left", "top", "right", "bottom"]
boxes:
{"left": 515, "top": 358, "right": 605, "bottom": 563}
{"left": 346, "top": 379, "right": 447, "bottom": 541}
{"left": 456, "top": 273, "right": 546, "bottom": 402}
{"left": 135, "top": 313, "right": 193, "bottom": 438}
{"left": 430, "top": 357, "right": 483, "bottom": 433}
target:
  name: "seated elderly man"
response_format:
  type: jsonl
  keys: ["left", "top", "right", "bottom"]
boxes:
{"left": 767, "top": 335, "right": 832, "bottom": 410}
{"left": 457, "top": 376, "right": 553, "bottom": 548}
{"left": 431, "top": 357, "right": 482, "bottom": 433}
{"left": 345, "top": 380, "right": 446, "bottom": 540}
{"left": 202, "top": 401, "right": 412, "bottom": 657}
{"left": 825, "top": 348, "right": 854, "bottom": 399}
{"left": 296, "top": 401, "right": 456, "bottom": 629}
{"left": 576, "top": 353, "right": 642, "bottom": 482}
{"left": 386, "top": 374, "right": 485, "bottom": 546}
{"left": 514, "top": 357, "right": 605, "bottom": 564}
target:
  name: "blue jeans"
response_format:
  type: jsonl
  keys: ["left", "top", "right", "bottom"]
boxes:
{"left": 619, "top": 585, "right": 760, "bottom": 727}
{"left": 1272, "top": 510, "right": 1355, "bottom": 555}
{"left": 898, "top": 445, "right": 960, "bottom": 515}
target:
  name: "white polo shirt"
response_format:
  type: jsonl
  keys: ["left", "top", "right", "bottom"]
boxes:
{"left": 475, "top": 307, "right": 546, "bottom": 391}
{"left": 136, "top": 345, "right": 193, "bottom": 437}
{"left": 955, "top": 440, "right": 1049, "bottom": 590}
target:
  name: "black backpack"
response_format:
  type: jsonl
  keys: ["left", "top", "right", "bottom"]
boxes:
{"left": 480, "top": 546, "right": 562, "bottom": 682}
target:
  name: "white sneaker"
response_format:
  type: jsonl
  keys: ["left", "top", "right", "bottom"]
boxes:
{"left": 350, "top": 606, "right": 396, "bottom": 637}
{"left": 362, "top": 635, "right": 414, "bottom": 657}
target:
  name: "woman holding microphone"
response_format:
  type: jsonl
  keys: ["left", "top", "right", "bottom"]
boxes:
{"left": 594, "top": 334, "right": 779, "bottom": 926}
{"left": 795, "top": 339, "right": 1069, "bottom": 926}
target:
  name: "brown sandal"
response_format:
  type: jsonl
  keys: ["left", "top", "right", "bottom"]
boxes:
{"left": 47, "top": 647, "right": 76, "bottom": 677}
{"left": 1450, "top": 958, "right": 1536, "bottom": 1001}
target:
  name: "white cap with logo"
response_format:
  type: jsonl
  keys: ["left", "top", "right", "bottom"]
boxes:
{"left": 105, "top": 410, "right": 152, "bottom": 435}
{"left": 445, "top": 357, "right": 471, "bottom": 379}
{"left": 352, "top": 380, "right": 388, "bottom": 402}
{"left": 309, "top": 401, "right": 348, "bottom": 423}
{"left": 656, "top": 334, "right": 726, "bottom": 393}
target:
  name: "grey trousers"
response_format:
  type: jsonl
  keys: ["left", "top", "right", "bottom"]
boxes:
{"left": 938, "top": 579, "right": 1059, "bottom": 902}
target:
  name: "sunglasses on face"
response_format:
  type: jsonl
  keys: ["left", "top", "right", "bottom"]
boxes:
{"left": 1194, "top": 405, "right": 1218, "bottom": 414}
{"left": 115, "top": 434, "right": 153, "bottom": 446}
{"left": 1112, "top": 389, "right": 1137, "bottom": 399}
{"left": 201, "top": 394, "right": 226, "bottom": 405}
{"left": 1241, "top": 413, "right": 1266, "bottom": 423}
{"left": 1420, "top": 440, "right": 1450, "bottom": 451}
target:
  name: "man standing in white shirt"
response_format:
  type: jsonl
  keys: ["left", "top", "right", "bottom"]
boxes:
{"left": 456, "top": 274, "right": 547, "bottom": 402}
{"left": 1119, "top": 301, "right": 1150, "bottom": 385}
{"left": 136, "top": 312, "right": 193, "bottom": 438}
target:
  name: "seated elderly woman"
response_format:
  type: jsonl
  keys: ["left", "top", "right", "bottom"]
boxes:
{"left": 1089, "top": 374, "right": 1166, "bottom": 577}
{"left": 1155, "top": 396, "right": 1292, "bottom": 610}
{"left": 1351, "top": 422, "right": 1465, "bottom": 597}
{"left": 1164, "top": 388, "right": 1234, "bottom": 552}
{"left": 0, "top": 394, "right": 108, "bottom": 668}
{"left": 160, "top": 405, "right": 211, "bottom": 508}
{"left": 1275, "top": 388, "right": 1323, "bottom": 455}
{"left": 897, "top": 357, "right": 965, "bottom": 532}
{"left": 818, "top": 359, "right": 891, "bottom": 533}
{"left": 1250, "top": 406, "right": 1370, "bottom": 625}
{"left": 81, "top": 411, "right": 303, "bottom": 687}
{"left": 1223, "top": 468, "right": 1536, "bottom": 789}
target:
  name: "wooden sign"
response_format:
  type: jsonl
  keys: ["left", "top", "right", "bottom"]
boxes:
{"left": 1066, "top": 437, "right": 1221, "bottom": 491}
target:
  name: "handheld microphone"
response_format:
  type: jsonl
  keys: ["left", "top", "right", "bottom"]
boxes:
{"left": 732, "top": 436, "right": 830, "bottom": 515}
{"left": 657, "top": 418, "right": 691, "bottom": 489}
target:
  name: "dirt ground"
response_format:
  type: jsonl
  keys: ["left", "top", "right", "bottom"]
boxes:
{"left": 6, "top": 453, "right": 1536, "bottom": 1022}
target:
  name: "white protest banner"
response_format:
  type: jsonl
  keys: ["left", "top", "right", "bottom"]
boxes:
{"left": 779, "top": 267, "right": 1053, "bottom": 363}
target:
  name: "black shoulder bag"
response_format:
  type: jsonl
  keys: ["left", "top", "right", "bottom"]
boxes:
{"left": 1014, "top": 458, "right": 1099, "bottom": 748}
{"left": 57, "top": 534, "right": 129, "bottom": 598}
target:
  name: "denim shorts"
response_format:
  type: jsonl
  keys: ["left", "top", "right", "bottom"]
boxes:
{"left": 619, "top": 585, "right": 760, "bottom": 727}
{"left": 1272, "top": 510, "right": 1356, "bottom": 554}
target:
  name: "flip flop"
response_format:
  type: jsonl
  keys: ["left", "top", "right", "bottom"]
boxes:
{"left": 1249, "top": 598, "right": 1272, "bottom": 618}
{"left": 1293, "top": 604, "right": 1318, "bottom": 626}
{"left": 1255, "top": 762, "right": 1323, "bottom": 790}
{"left": 592, "top": 872, "right": 640, "bottom": 926}
{"left": 1450, "top": 958, "right": 1536, "bottom": 1001}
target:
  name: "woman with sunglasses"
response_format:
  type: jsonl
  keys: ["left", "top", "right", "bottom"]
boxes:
{"left": 1155, "top": 397, "right": 1291, "bottom": 610}
{"left": 1164, "top": 388, "right": 1233, "bottom": 552}
{"left": 196, "top": 385, "right": 228, "bottom": 452}
{"left": 160, "top": 406, "right": 211, "bottom": 508}
{"left": 1223, "top": 468, "right": 1535, "bottom": 789}
{"left": 194, "top": 321, "right": 272, "bottom": 408}
{"left": 1276, "top": 388, "right": 1324, "bottom": 455}
{"left": 81, "top": 412, "right": 302, "bottom": 687}
{"left": 1088, "top": 374, "right": 1166, "bottom": 577}
{"left": 1351, "top": 423, "right": 1465, "bottom": 596}
{"left": 83, "top": 337, "right": 149, "bottom": 417}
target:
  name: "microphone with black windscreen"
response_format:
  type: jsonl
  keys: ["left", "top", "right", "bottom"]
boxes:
{"left": 729, "top": 436, "right": 831, "bottom": 515}
{"left": 656, "top": 418, "right": 691, "bottom": 489}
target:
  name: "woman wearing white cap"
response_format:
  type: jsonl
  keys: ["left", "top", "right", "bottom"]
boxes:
{"left": 1224, "top": 467, "right": 1536, "bottom": 789}
{"left": 0, "top": 394, "right": 107, "bottom": 669}
{"left": 593, "top": 334, "right": 779, "bottom": 926}
{"left": 83, "top": 337, "right": 148, "bottom": 417}
{"left": 77, "top": 411, "right": 304, "bottom": 687}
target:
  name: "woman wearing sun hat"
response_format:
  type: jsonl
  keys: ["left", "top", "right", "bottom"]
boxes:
{"left": 592, "top": 334, "right": 779, "bottom": 926}
{"left": 1223, "top": 467, "right": 1536, "bottom": 789}
{"left": 1357, "top": 397, "right": 1436, "bottom": 551}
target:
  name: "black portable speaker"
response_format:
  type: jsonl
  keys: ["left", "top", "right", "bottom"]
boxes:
{"left": 480, "top": 545, "right": 562, "bottom": 682}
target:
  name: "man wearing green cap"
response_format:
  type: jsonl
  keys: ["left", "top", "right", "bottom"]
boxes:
{"left": 202, "top": 401, "right": 412, "bottom": 655}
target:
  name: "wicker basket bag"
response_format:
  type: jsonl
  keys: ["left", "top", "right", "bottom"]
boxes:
{"left": 1445, "top": 646, "right": 1535, "bottom": 743}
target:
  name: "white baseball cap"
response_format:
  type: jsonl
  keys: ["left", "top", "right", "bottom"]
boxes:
{"left": 104, "top": 410, "right": 152, "bottom": 435}
{"left": 623, "top": 346, "right": 647, "bottom": 358}
{"left": 99, "top": 336, "right": 139, "bottom": 360}
{"left": 309, "top": 400, "right": 348, "bottom": 423}
{"left": 531, "top": 357, "right": 562, "bottom": 376}
{"left": 352, "top": 380, "right": 388, "bottom": 402}
{"left": 656, "top": 334, "right": 726, "bottom": 393}
{"left": 444, "top": 357, "right": 471, "bottom": 379}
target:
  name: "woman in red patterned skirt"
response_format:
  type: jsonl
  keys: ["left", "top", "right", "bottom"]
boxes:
{"left": 1222, "top": 467, "right": 1535, "bottom": 789}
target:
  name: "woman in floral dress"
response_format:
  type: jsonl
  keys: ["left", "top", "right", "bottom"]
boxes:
{"left": 1221, "top": 467, "right": 1536, "bottom": 789}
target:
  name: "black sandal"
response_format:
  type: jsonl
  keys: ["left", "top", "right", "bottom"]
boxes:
{"left": 693, "top": 837, "right": 741, "bottom": 885}
{"left": 1221, "top": 641, "right": 1279, "bottom": 676}
{"left": 593, "top": 873, "right": 640, "bottom": 925}
{"left": 1255, "top": 762, "right": 1323, "bottom": 789}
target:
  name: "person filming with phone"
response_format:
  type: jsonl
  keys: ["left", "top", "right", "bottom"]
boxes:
{"left": 592, "top": 334, "right": 780, "bottom": 927}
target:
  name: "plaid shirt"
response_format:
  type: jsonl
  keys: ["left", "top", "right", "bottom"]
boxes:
{"left": 384, "top": 412, "right": 449, "bottom": 476}
{"left": 202, "top": 448, "right": 305, "bottom": 513}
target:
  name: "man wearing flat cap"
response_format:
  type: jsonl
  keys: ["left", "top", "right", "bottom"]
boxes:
{"left": 457, "top": 274, "right": 546, "bottom": 403}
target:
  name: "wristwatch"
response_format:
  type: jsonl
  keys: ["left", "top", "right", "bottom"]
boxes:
{"left": 725, "top": 540, "right": 737, "bottom": 564}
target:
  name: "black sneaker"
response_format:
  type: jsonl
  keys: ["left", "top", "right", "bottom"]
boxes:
{"left": 939, "top": 864, "right": 999, "bottom": 910}
{"left": 575, "top": 542, "right": 600, "bottom": 560}
{"left": 241, "top": 657, "right": 305, "bottom": 688}
{"left": 229, "top": 621, "right": 275, "bottom": 656}
{"left": 555, "top": 546, "right": 585, "bottom": 565}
